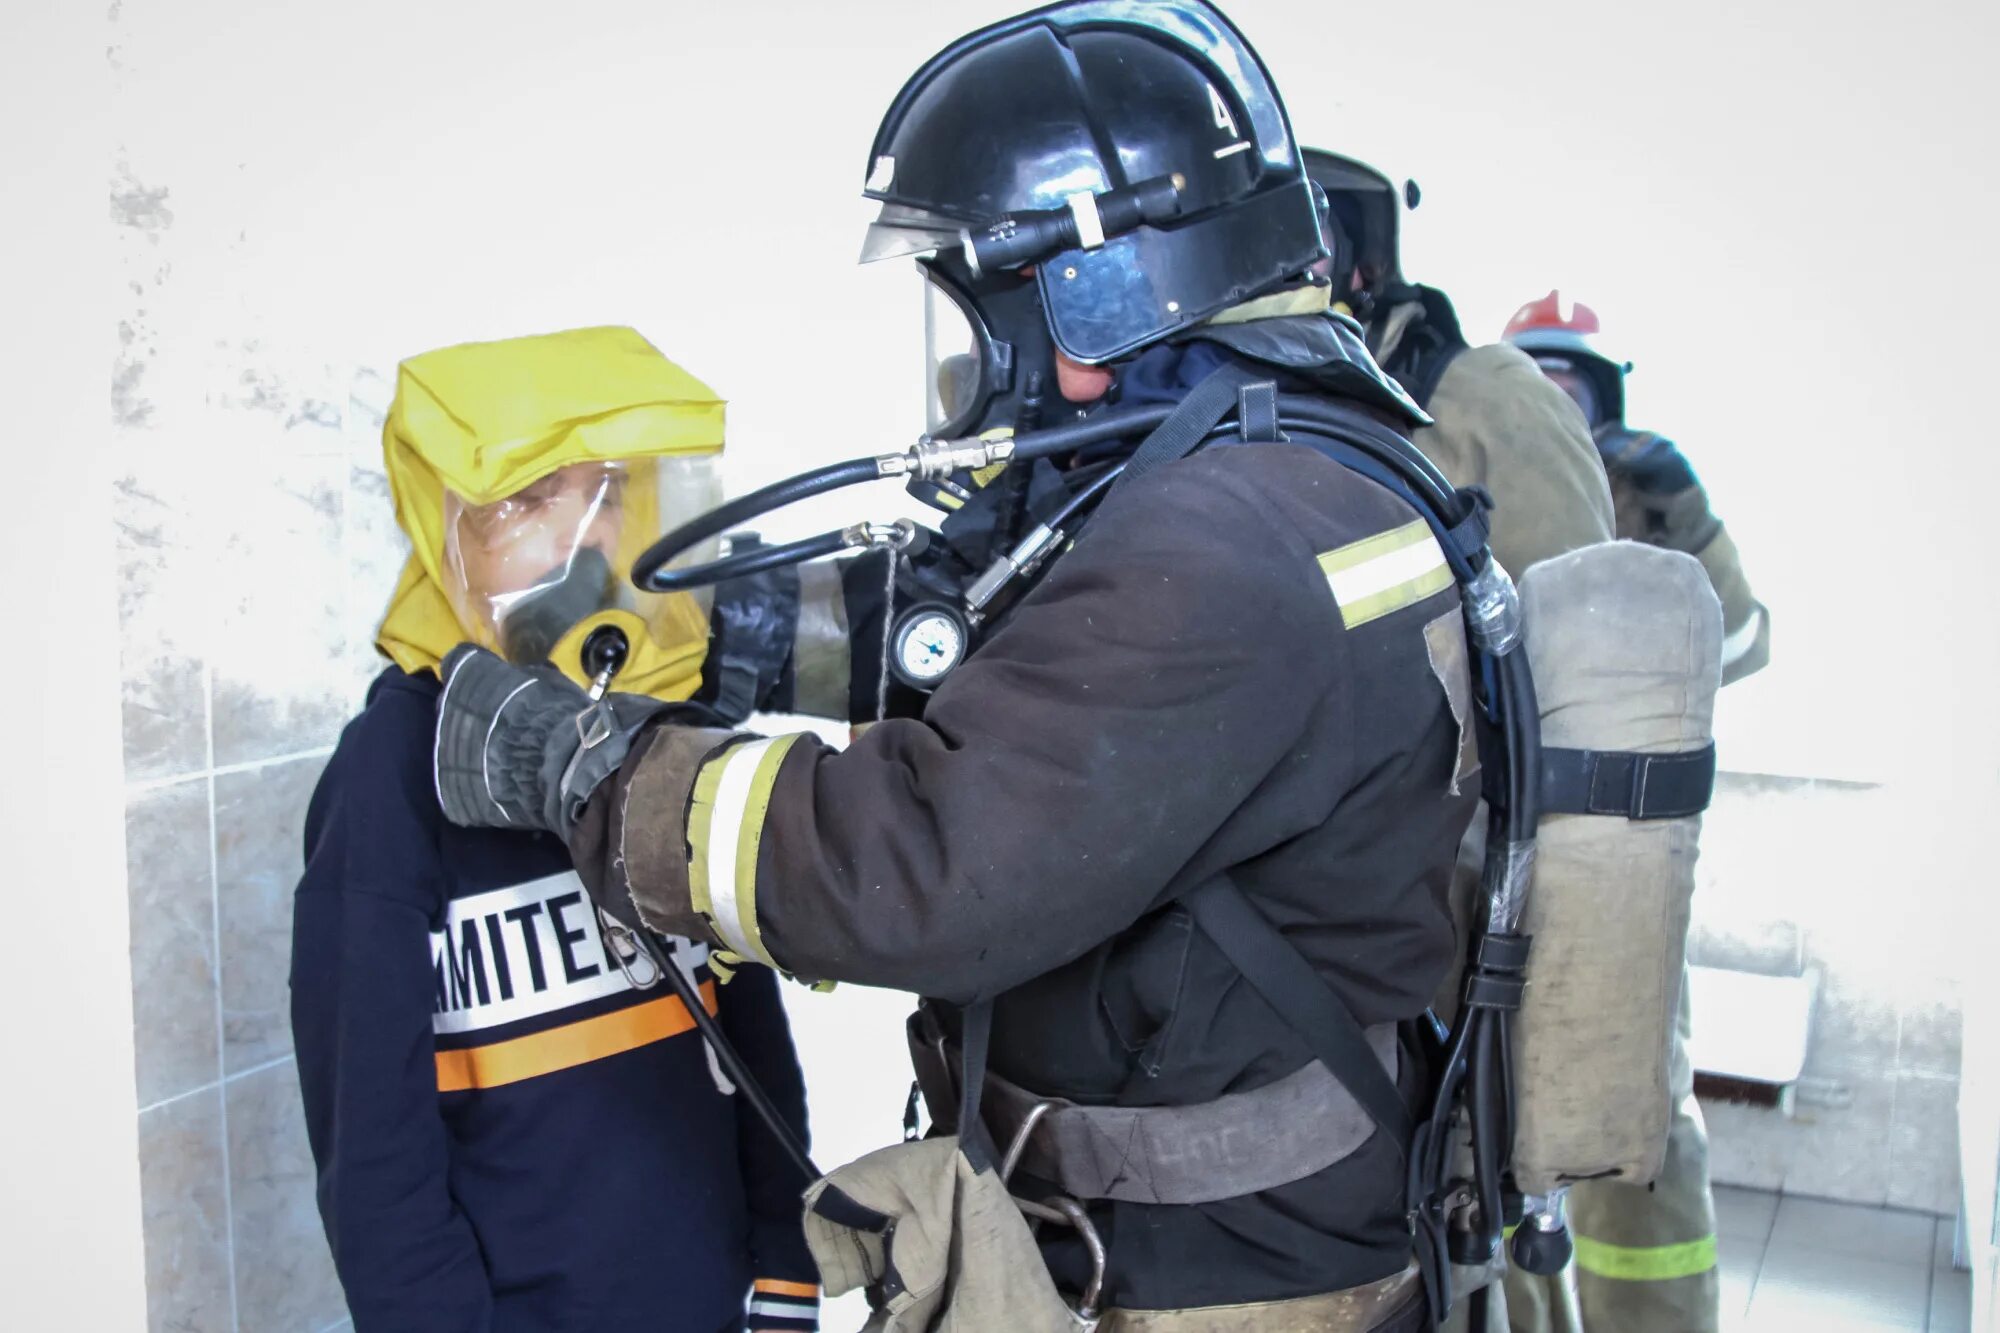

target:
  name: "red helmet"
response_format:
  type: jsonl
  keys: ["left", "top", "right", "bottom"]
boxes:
{"left": 1502, "top": 290, "right": 1627, "bottom": 426}
{"left": 1502, "top": 290, "right": 1604, "bottom": 353}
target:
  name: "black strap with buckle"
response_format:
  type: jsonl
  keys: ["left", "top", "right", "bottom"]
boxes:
{"left": 1539, "top": 742, "right": 1716, "bottom": 820}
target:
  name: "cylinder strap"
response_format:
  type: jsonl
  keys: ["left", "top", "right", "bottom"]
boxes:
{"left": 1540, "top": 743, "right": 1716, "bottom": 820}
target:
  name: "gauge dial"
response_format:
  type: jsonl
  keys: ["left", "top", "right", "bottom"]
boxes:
{"left": 890, "top": 605, "right": 969, "bottom": 688}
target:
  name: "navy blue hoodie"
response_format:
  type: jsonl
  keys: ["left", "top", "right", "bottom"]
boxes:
{"left": 291, "top": 668, "right": 818, "bottom": 1333}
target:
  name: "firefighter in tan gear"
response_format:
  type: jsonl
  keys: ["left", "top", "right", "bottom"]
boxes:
{"left": 1504, "top": 292, "right": 1769, "bottom": 682}
{"left": 1502, "top": 290, "right": 1769, "bottom": 1333}
{"left": 420, "top": 4, "right": 1500, "bottom": 1329}
{"left": 1301, "top": 152, "right": 1615, "bottom": 582}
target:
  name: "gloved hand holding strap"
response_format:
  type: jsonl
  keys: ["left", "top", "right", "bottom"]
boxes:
{"left": 434, "top": 646, "right": 641, "bottom": 834}
{"left": 432, "top": 642, "right": 728, "bottom": 848}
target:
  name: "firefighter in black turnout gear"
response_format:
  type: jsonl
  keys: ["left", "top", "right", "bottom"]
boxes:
{"left": 431, "top": 5, "right": 1498, "bottom": 1328}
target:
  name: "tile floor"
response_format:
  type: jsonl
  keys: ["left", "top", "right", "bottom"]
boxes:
{"left": 1717, "top": 1186, "right": 1971, "bottom": 1331}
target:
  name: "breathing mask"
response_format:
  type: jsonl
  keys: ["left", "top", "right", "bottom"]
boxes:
{"left": 919, "top": 258, "right": 1061, "bottom": 438}
{"left": 1530, "top": 356, "right": 1609, "bottom": 428}
{"left": 377, "top": 325, "right": 727, "bottom": 699}
{"left": 439, "top": 456, "right": 721, "bottom": 694}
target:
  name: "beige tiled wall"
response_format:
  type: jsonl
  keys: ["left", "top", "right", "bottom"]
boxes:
{"left": 116, "top": 354, "right": 397, "bottom": 1330}
{"left": 1693, "top": 773, "right": 1966, "bottom": 1216}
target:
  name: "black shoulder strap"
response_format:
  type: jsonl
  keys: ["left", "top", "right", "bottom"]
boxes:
{"left": 1184, "top": 878, "right": 1414, "bottom": 1153}
{"left": 1442, "top": 486, "right": 1493, "bottom": 570}
{"left": 1540, "top": 743, "right": 1716, "bottom": 819}
{"left": 1109, "top": 362, "right": 1263, "bottom": 496}
{"left": 956, "top": 998, "right": 998, "bottom": 1173}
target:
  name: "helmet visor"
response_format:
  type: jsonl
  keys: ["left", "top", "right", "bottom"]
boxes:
{"left": 861, "top": 202, "right": 968, "bottom": 265}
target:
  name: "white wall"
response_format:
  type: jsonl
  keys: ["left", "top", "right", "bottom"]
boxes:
{"left": 0, "top": 3, "right": 149, "bottom": 1329}
{"left": 49, "top": 0, "right": 2000, "bottom": 1326}
{"left": 1280, "top": 0, "right": 2000, "bottom": 784}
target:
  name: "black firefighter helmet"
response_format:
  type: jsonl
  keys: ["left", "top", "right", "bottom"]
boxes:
{"left": 861, "top": 0, "right": 1328, "bottom": 438}
{"left": 1300, "top": 147, "right": 1421, "bottom": 324}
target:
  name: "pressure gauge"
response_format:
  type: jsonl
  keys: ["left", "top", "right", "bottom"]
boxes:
{"left": 889, "top": 603, "right": 970, "bottom": 689}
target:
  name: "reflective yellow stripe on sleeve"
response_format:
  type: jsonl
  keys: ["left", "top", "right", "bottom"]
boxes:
{"left": 1572, "top": 1232, "right": 1719, "bottom": 1282}
{"left": 686, "top": 734, "right": 805, "bottom": 969}
{"left": 1317, "top": 518, "right": 1453, "bottom": 630}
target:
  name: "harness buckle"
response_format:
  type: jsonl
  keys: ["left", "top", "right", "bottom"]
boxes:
{"left": 1001, "top": 1100, "right": 1105, "bottom": 1327}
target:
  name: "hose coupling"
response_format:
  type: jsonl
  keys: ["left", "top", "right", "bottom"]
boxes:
{"left": 964, "top": 523, "right": 1062, "bottom": 615}
{"left": 876, "top": 436, "right": 1017, "bottom": 482}
{"left": 840, "top": 518, "right": 920, "bottom": 552}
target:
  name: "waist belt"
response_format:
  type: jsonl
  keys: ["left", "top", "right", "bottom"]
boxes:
{"left": 980, "top": 1024, "right": 1399, "bottom": 1206}
{"left": 1097, "top": 1264, "right": 1423, "bottom": 1333}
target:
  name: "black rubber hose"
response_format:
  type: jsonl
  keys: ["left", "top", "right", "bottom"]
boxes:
{"left": 1421, "top": 1023, "right": 1472, "bottom": 1202}
{"left": 1044, "top": 409, "right": 1448, "bottom": 538}
{"left": 1006, "top": 404, "right": 1177, "bottom": 463}
{"left": 1495, "top": 652, "right": 1541, "bottom": 843}
{"left": 631, "top": 409, "right": 1182, "bottom": 592}
{"left": 633, "top": 456, "right": 880, "bottom": 591}
{"left": 1272, "top": 399, "right": 1463, "bottom": 519}
{"left": 1044, "top": 463, "right": 1124, "bottom": 531}
{"left": 634, "top": 400, "right": 1466, "bottom": 594}
{"left": 631, "top": 931, "right": 820, "bottom": 1184}
{"left": 641, "top": 529, "right": 851, "bottom": 593}
{"left": 1468, "top": 1018, "right": 1506, "bottom": 1263}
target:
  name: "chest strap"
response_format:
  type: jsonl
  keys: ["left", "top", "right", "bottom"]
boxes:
{"left": 982, "top": 1026, "right": 1396, "bottom": 1205}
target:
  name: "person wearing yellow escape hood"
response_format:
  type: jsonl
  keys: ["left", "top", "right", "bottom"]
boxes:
{"left": 289, "top": 326, "right": 819, "bottom": 1333}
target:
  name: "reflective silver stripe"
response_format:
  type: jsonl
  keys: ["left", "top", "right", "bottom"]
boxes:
{"left": 1720, "top": 605, "right": 1762, "bottom": 668}
{"left": 704, "top": 736, "right": 782, "bottom": 964}
{"left": 1317, "top": 519, "right": 1452, "bottom": 629}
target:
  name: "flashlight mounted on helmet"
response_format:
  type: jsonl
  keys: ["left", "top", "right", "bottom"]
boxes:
{"left": 961, "top": 172, "right": 1188, "bottom": 279}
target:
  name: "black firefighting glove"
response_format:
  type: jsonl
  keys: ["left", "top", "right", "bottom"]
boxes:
{"left": 1596, "top": 426, "right": 1698, "bottom": 495}
{"left": 705, "top": 545, "right": 801, "bottom": 723}
{"left": 433, "top": 645, "right": 719, "bottom": 841}
{"left": 1596, "top": 428, "right": 1721, "bottom": 554}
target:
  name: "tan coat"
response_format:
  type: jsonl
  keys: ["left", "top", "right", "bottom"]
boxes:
{"left": 1414, "top": 343, "right": 1615, "bottom": 574}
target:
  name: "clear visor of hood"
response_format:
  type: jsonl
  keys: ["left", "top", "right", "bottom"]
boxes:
{"left": 923, "top": 268, "right": 991, "bottom": 438}
{"left": 441, "top": 456, "right": 722, "bottom": 671}
{"left": 861, "top": 202, "right": 969, "bottom": 265}
{"left": 1533, "top": 358, "right": 1604, "bottom": 426}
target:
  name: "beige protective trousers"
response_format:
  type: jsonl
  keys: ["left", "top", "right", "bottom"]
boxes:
{"left": 1505, "top": 980, "right": 1720, "bottom": 1333}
